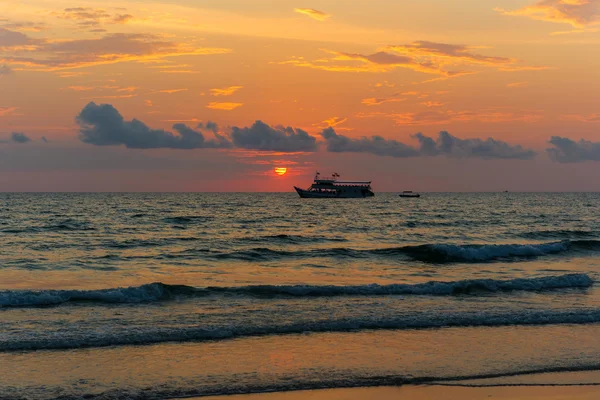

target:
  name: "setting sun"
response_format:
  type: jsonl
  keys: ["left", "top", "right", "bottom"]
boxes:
{"left": 275, "top": 167, "right": 288, "bottom": 176}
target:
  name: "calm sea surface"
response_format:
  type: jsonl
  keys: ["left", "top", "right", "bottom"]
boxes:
{"left": 1, "top": 193, "right": 600, "bottom": 399}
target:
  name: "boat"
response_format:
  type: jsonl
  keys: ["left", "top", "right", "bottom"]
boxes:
{"left": 399, "top": 191, "right": 420, "bottom": 198}
{"left": 294, "top": 172, "right": 374, "bottom": 198}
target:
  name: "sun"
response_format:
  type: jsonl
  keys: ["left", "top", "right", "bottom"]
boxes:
{"left": 275, "top": 167, "right": 288, "bottom": 176}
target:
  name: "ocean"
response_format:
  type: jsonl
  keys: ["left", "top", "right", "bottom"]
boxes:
{"left": 1, "top": 192, "right": 600, "bottom": 399}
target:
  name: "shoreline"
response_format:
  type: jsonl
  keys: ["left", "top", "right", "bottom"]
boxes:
{"left": 189, "top": 384, "right": 600, "bottom": 400}
{"left": 178, "top": 370, "right": 600, "bottom": 400}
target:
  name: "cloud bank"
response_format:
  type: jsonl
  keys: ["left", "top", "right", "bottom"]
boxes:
{"left": 77, "top": 102, "right": 230, "bottom": 149}
{"left": 231, "top": 121, "right": 317, "bottom": 152}
{"left": 547, "top": 136, "right": 600, "bottom": 162}
{"left": 321, "top": 127, "right": 536, "bottom": 160}
{"left": 76, "top": 103, "right": 316, "bottom": 152}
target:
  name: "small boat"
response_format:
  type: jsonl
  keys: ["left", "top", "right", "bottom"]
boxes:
{"left": 399, "top": 191, "right": 420, "bottom": 198}
{"left": 294, "top": 172, "right": 374, "bottom": 198}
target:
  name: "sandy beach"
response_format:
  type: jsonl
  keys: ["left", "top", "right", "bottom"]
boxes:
{"left": 198, "top": 385, "right": 600, "bottom": 400}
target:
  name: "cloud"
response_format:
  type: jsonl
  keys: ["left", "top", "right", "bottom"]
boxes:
{"left": 421, "top": 101, "right": 446, "bottom": 107}
{"left": 210, "top": 86, "right": 243, "bottom": 96}
{"left": 495, "top": 0, "right": 600, "bottom": 28}
{"left": 356, "top": 109, "right": 542, "bottom": 125}
{"left": 561, "top": 113, "right": 600, "bottom": 122}
{"left": 68, "top": 86, "right": 95, "bottom": 91}
{"left": 294, "top": 8, "right": 331, "bottom": 21}
{"left": 547, "top": 136, "right": 600, "bottom": 162}
{"left": 280, "top": 41, "right": 539, "bottom": 77}
{"left": 507, "top": 81, "right": 529, "bottom": 88}
{"left": 156, "top": 89, "right": 188, "bottom": 94}
{"left": 0, "top": 21, "right": 48, "bottom": 32}
{"left": 322, "top": 127, "right": 419, "bottom": 158}
{"left": 0, "top": 63, "right": 12, "bottom": 75}
{"left": 361, "top": 97, "right": 406, "bottom": 106}
{"left": 386, "top": 41, "right": 514, "bottom": 66}
{"left": 321, "top": 127, "right": 536, "bottom": 160}
{"left": 0, "top": 30, "right": 231, "bottom": 71}
{"left": 414, "top": 131, "right": 537, "bottom": 159}
{"left": 76, "top": 102, "right": 232, "bottom": 149}
{"left": 54, "top": 8, "right": 134, "bottom": 30}
{"left": 322, "top": 116, "right": 348, "bottom": 127}
{"left": 231, "top": 121, "right": 317, "bottom": 152}
{"left": 0, "top": 106, "right": 18, "bottom": 116}
{"left": 197, "top": 121, "right": 219, "bottom": 134}
{"left": 207, "top": 102, "right": 243, "bottom": 110}
{"left": 10, "top": 132, "right": 31, "bottom": 143}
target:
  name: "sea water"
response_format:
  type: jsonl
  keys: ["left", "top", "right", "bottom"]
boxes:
{"left": 1, "top": 192, "right": 600, "bottom": 399}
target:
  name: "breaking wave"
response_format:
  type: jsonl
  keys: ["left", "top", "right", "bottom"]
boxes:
{"left": 0, "top": 273, "right": 592, "bottom": 308}
{"left": 208, "top": 240, "right": 600, "bottom": 263}
{"left": 4, "top": 306, "right": 600, "bottom": 351}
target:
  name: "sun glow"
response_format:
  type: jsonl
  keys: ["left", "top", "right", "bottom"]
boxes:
{"left": 275, "top": 167, "right": 288, "bottom": 176}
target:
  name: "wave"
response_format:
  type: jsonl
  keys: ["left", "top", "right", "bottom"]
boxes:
{"left": 4, "top": 306, "right": 600, "bottom": 351}
{"left": 6, "top": 365, "right": 600, "bottom": 400}
{"left": 1, "top": 219, "right": 95, "bottom": 234}
{"left": 240, "top": 234, "right": 348, "bottom": 244}
{"left": 0, "top": 274, "right": 592, "bottom": 308}
{"left": 209, "top": 240, "right": 600, "bottom": 263}
{"left": 519, "top": 229, "right": 598, "bottom": 240}
{"left": 163, "top": 216, "right": 212, "bottom": 224}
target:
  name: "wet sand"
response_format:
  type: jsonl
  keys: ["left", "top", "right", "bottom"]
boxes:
{"left": 197, "top": 385, "right": 600, "bottom": 400}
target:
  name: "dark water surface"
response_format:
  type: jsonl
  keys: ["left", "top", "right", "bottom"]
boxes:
{"left": 1, "top": 193, "right": 600, "bottom": 399}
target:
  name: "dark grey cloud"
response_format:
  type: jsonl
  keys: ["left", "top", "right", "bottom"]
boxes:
{"left": 321, "top": 128, "right": 536, "bottom": 160}
{"left": 547, "top": 136, "right": 600, "bottom": 163}
{"left": 322, "top": 127, "right": 418, "bottom": 157}
{"left": 197, "top": 121, "right": 219, "bottom": 134}
{"left": 415, "top": 131, "right": 536, "bottom": 159}
{"left": 77, "top": 102, "right": 231, "bottom": 149}
{"left": 11, "top": 132, "right": 31, "bottom": 143}
{"left": 231, "top": 120, "right": 317, "bottom": 152}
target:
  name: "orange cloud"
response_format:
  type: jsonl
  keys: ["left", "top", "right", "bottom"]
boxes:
{"left": 495, "top": 0, "right": 600, "bottom": 28}
{"left": 421, "top": 101, "right": 446, "bottom": 107}
{"left": 156, "top": 89, "right": 188, "bottom": 94}
{"left": 117, "top": 86, "right": 138, "bottom": 92}
{"left": 53, "top": 7, "right": 135, "bottom": 31}
{"left": 507, "top": 81, "right": 529, "bottom": 88}
{"left": 280, "top": 41, "right": 538, "bottom": 77}
{"left": 206, "top": 102, "right": 244, "bottom": 110}
{"left": 498, "top": 66, "right": 553, "bottom": 72}
{"left": 561, "top": 113, "right": 600, "bottom": 122}
{"left": 356, "top": 109, "right": 543, "bottom": 125}
{"left": 387, "top": 41, "right": 515, "bottom": 66}
{"left": 210, "top": 86, "right": 243, "bottom": 96}
{"left": 0, "top": 106, "right": 18, "bottom": 116}
{"left": 0, "top": 30, "right": 231, "bottom": 71}
{"left": 294, "top": 8, "right": 331, "bottom": 21}
{"left": 322, "top": 116, "right": 348, "bottom": 127}
{"left": 361, "top": 97, "right": 406, "bottom": 106}
{"left": 67, "top": 86, "right": 94, "bottom": 91}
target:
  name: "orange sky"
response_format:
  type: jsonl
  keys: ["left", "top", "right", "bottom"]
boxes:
{"left": 1, "top": 0, "right": 599, "bottom": 191}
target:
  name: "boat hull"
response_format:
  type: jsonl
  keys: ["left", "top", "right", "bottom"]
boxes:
{"left": 294, "top": 187, "right": 374, "bottom": 198}
{"left": 399, "top": 194, "right": 420, "bottom": 198}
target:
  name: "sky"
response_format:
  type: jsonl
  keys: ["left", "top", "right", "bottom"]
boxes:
{"left": 1, "top": 0, "right": 599, "bottom": 191}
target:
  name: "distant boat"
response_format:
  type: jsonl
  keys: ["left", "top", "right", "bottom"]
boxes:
{"left": 399, "top": 191, "right": 420, "bottom": 198}
{"left": 294, "top": 172, "right": 374, "bottom": 198}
